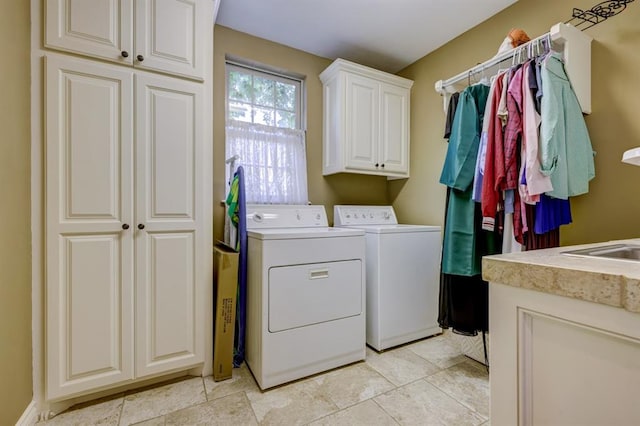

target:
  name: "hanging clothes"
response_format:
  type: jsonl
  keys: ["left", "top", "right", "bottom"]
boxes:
{"left": 502, "top": 213, "right": 523, "bottom": 253}
{"left": 534, "top": 54, "right": 545, "bottom": 113}
{"left": 438, "top": 83, "right": 501, "bottom": 336}
{"left": 539, "top": 52, "right": 596, "bottom": 199}
{"left": 225, "top": 174, "right": 240, "bottom": 250}
{"left": 505, "top": 66, "right": 523, "bottom": 191}
{"left": 438, "top": 43, "right": 595, "bottom": 335}
{"left": 438, "top": 187, "right": 498, "bottom": 335}
{"left": 519, "top": 59, "right": 567, "bottom": 248}
{"left": 472, "top": 77, "right": 499, "bottom": 203}
{"left": 480, "top": 72, "right": 507, "bottom": 232}
{"left": 496, "top": 70, "right": 510, "bottom": 127}
{"left": 534, "top": 195, "right": 572, "bottom": 234}
{"left": 505, "top": 65, "right": 528, "bottom": 244}
{"left": 520, "top": 60, "right": 553, "bottom": 200}
{"left": 226, "top": 166, "right": 248, "bottom": 367}
{"left": 444, "top": 92, "right": 460, "bottom": 140}
{"left": 438, "top": 269, "right": 489, "bottom": 335}
{"left": 525, "top": 202, "right": 560, "bottom": 250}
{"left": 440, "top": 85, "right": 490, "bottom": 192}
{"left": 440, "top": 84, "right": 490, "bottom": 275}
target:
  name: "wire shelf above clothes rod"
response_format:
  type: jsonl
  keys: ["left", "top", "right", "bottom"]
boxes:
{"left": 434, "top": 22, "right": 593, "bottom": 114}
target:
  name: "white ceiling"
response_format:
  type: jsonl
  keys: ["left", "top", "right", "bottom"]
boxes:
{"left": 215, "top": 0, "right": 518, "bottom": 73}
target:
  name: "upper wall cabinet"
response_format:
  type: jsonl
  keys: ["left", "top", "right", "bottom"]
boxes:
{"left": 320, "top": 59, "right": 413, "bottom": 179}
{"left": 45, "top": 0, "right": 208, "bottom": 80}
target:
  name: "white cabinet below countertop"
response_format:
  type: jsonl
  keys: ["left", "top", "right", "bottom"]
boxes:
{"left": 320, "top": 59, "right": 413, "bottom": 179}
{"left": 485, "top": 242, "right": 640, "bottom": 425}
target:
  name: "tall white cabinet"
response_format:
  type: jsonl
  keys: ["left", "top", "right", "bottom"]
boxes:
{"left": 320, "top": 59, "right": 413, "bottom": 179}
{"left": 45, "top": 56, "right": 136, "bottom": 400}
{"left": 134, "top": 72, "right": 205, "bottom": 379}
{"left": 38, "top": 0, "right": 214, "bottom": 406}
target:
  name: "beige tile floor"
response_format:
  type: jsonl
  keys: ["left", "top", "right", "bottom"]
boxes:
{"left": 39, "top": 334, "right": 490, "bottom": 426}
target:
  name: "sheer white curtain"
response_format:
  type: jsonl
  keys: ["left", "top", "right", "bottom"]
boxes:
{"left": 226, "top": 120, "right": 308, "bottom": 204}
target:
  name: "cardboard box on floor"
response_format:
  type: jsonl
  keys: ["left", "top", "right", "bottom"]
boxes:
{"left": 213, "top": 243, "right": 239, "bottom": 381}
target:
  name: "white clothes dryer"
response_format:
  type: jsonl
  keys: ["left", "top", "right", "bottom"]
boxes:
{"left": 245, "top": 204, "right": 366, "bottom": 389}
{"left": 334, "top": 205, "right": 442, "bottom": 351}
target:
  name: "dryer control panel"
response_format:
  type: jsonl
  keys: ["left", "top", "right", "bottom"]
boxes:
{"left": 334, "top": 205, "right": 398, "bottom": 226}
{"left": 246, "top": 204, "right": 328, "bottom": 229}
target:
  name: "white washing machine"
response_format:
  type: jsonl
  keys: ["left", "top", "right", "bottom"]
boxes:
{"left": 245, "top": 204, "right": 366, "bottom": 389}
{"left": 334, "top": 205, "right": 442, "bottom": 351}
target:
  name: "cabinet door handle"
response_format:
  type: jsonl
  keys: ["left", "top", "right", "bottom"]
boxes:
{"left": 136, "top": 54, "right": 144, "bottom": 62}
{"left": 138, "top": 224, "right": 145, "bottom": 230}
{"left": 122, "top": 223, "right": 130, "bottom": 230}
{"left": 381, "top": 164, "right": 385, "bottom": 168}
{"left": 121, "top": 51, "right": 129, "bottom": 58}
{"left": 375, "top": 163, "right": 379, "bottom": 168}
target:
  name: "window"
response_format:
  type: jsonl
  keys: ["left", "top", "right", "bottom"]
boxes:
{"left": 227, "top": 63, "right": 301, "bottom": 129}
{"left": 225, "top": 62, "right": 308, "bottom": 205}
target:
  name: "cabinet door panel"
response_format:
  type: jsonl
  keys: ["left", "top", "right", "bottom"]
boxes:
{"left": 345, "top": 74, "right": 378, "bottom": 171}
{"left": 64, "top": 236, "right": 123, "bottom": 377}
{"left": 148, "top": 89, "right": 194, "bottom": 218}
{"left": 46, "top": 55, "right": 134, "bottom": 399}
{"left": 135, "top": 0, "right": 207, "bottom": 80}
{"left": 140, "top": 233, "right": 196, "bottom": 365}
{"left": 380, "top": 84, "right": 409, "bottom": 174}
{"left": 522, "top": 311, "right": 640, "bottom": 425}
{"left": 135, "top": 74, "right": 205, "bottom": 377}
{"left": 46, "top": 0, "right": 133, "bottom": 65}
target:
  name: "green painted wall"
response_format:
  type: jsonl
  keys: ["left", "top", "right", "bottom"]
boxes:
{"left": 392, "top": 0, "right": 640, "bottom": 246}
{"left": 0, "top": 1, "right": 33, "bottom": 424}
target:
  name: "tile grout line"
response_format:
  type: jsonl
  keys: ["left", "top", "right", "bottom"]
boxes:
{"left": 201, "top": 376, "right": 208, "bottom": 402}
{"left": 424, "top": 361, "right": 490, "bottom": 419}
{"left": 117, "top": 394, "right": 126, "bottom": 426}
{"left": 370, "top": 397, "right": 402, "bottom": 425}
{"left": 240, "top": 391, "right": 261, "bottom": 425}
{"left": 365, "top": 345, "right": 455, "bottom": 388}
{"left": 371, "top": 376, "right": 485, "bottom": 425}
{"left": 420, "top": 375, "right": 489, "bottom": 422}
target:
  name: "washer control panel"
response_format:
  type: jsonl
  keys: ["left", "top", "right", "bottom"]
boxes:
{"left": 334, "top": 205, "right": 398, "bottom": 226}
{"left": 246, "top": 204, "right": 328, "bottom": 229}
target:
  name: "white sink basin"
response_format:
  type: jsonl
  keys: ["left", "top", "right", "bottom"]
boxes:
{"left": 562, "top": 244, "right": 640, "bottom": 262}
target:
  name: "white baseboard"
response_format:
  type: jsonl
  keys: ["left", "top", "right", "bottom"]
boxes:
{"left": 15, "top": 400, "right": 38, "bottom": 426}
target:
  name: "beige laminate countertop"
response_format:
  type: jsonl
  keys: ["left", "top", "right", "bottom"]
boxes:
{"left": 482, "top": 239, "right": 640, "bottom": 313}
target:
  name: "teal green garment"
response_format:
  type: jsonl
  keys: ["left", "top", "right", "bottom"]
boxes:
{"left": 441, "top": 187, "right": 502, "bottom": 276}
{"left": 225, "top": 174, "right": 240, "bottom": 250}
{"left": 226, "top": 174, "right": 239, "bottom": 224}
{"left": 539, "top": 52, "right": 595, "bottom": 199}
{"left": 440, "top": 84, "right": 490, "bottom": 191}
{"left": 442, "top": 187, "right": 482, "bottom": 275}
{"left": 440, "top": 84, "right": 490, "bottom": 276}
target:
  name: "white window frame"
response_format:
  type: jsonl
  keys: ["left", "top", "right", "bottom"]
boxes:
{"left": 224, "top": 59, "right": 308, "bottom": 205}
{"left": 225, "top": 61, "right": 305, "bottom": 130}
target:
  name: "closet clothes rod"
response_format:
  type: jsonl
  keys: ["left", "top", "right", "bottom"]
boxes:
{"left": 436, "top": 32, "right": 552, "bottom": 91}
{"left": 434, "top": 22, "right": 593, "bottom": 114}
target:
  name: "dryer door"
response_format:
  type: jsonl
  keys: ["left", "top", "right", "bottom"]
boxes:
{"left": 268, "top": 260, "right": 362, "bottom": 332}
